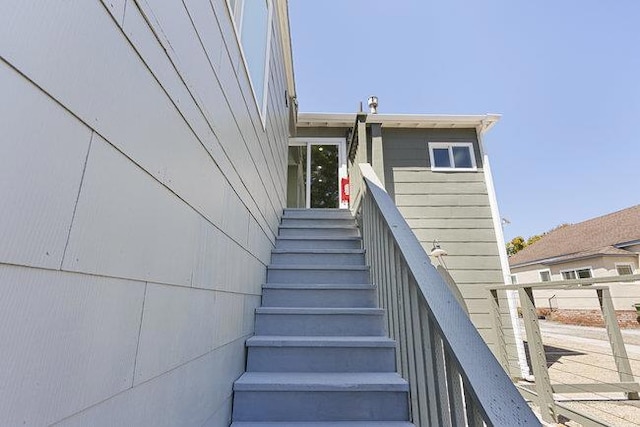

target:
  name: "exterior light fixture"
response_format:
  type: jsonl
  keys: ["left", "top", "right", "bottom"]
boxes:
{"left": 430, "top": 239, "right": 448, "bottom": 258}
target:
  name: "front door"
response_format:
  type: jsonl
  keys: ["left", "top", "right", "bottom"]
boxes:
{"left": 287, "top": 138, "right": 347, "bottom": 209}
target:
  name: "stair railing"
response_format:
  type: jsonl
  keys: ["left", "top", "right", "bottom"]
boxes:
{"left": 355, "top": 163, "right": 539, "bottom": 426}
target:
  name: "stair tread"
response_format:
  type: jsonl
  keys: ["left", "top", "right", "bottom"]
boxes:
{"left": 271, "top": 248, "right": 364, "bottom": 254}
{"left": 280, "top": 224, "right": 357, "bottom": 229}
{"left": 277, "top": 235, "right": 361, "bottom": 240}
{"left": 232, "top": 423, "right": 415, "bottom": 426}
{"left": 247, "top": 335, "right": 396, "bottom": 347}
{"left": 234, "top": 372, "right": 409, "bottom": 392}
{"left": 268, "top": 264, "right": 369, "bottom": 270}
{"left": 256, "top": 307, "right": 384, "bottom": 315}
{"left": 263, "top": 283, "right": 375, "bottom": 289}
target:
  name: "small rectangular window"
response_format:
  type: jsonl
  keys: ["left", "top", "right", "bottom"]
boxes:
{"left": 539, "top": 270, "right": 551, "bottom": 282}
{"left": 510, "top": 274, "right": 518, "bottom": 285}
{"left": 561, "top": 268, "right": 592, "bottom": 280}
{"left": 616, "top": 264, "right": 634, "bottom": 275}
{"left": 577, "top": 268, "right": 592, "bottom": 279}
{"left": 428, "top": 142, "right": 477, "bottom": 171}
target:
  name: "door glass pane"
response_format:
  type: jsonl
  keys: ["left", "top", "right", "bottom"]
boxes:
{"left": 432, "top": 148, "right": 451, "bottom": 168}
{"left": 310, "top": 145, "right": 338, "bottom": 208}
{"left": 452, "top": 146, "right": 473, "bottom": 168}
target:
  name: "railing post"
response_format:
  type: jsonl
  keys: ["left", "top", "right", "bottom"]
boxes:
{"left": 519, "top": 286, "right": 557, "bottom": 423}
{"left": 488, "top": 289, "right": 511, "bottom": 375}
{"left": 597, "top": 288, "right": 640, "bottom": 400}
{"left": 445, "top": 358, "right": 466, "bottom": 426}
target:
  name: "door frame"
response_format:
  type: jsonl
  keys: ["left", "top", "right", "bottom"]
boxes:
{"left": 288, "top": 137, "right": 347, "bottom": 209}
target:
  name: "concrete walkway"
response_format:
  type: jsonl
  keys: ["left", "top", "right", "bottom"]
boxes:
{"left": 521, "top": 320, "right": 640, "bottom": 426}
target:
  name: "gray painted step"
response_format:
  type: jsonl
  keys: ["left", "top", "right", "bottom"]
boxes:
{"left": 283, "top": 209, "right": 354, "bottom": 220}
{"left": 254, "top": 307, "right": 385, "bottom": 336}
{"left": 262, "top": 283, "right": 376, "bottom": 308}
{"left": 278, "top": 225, "right": 360, "bottom": 238}
{"left": 281, "top": 217, "right": 356, "bottom": 227}
{"left": 231, "top": 422, "right": 416, "bottom": 427}
{"left": 267, "top": 265, "right": 370, "bottom": 284}
{"left": 270, "top": 249, "right": 365, "bottom": 266}
{"left": 233, "top": 372, "right": 409, "bottom": 422}
{"left": 276, "top": 236, "right": 361, "bottom": 250}
{"left": 246, "top": 336, "right": 396, "bottom": 372}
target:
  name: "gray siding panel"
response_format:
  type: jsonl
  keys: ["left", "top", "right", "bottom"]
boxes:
{"left": 0, "top": 1, "right": 289, "bottom": 424}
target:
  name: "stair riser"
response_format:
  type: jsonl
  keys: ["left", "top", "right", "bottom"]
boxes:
{"left": 279, "top": 228, "right": 360, "bottom": 238}
{"left": 270, "top": 252, "right": 365, "bottom": 266}
{"left": 262, "top": 288, "right": 376, "bottom": 308}
{"left": 247, "top": 347, "right": 396, "bottom": 372}
{"left": 283, "top": 210, "right": 353, "bottom": 220}
{"left": 267, "top": 269, "right": 369, "bottom": 284}
{"left": 254, "top": 313, "right": 385, "bottom": 336}
{"left": 233, "top": 391, "right": 409, "bottom": 422}
{"left": 276, "top": 239, "right": 361, "bottom": 250}
{"left": 281, "top": 218, "right": 356, "bottom": 227}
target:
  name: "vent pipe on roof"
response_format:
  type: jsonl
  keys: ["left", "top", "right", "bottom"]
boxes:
{"left": 367, "top": 96, "right": 378, "bottom": 114}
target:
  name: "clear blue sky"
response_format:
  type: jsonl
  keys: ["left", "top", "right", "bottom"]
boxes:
{"left": 288, "top": 0, "right": 640, "bottom": 241}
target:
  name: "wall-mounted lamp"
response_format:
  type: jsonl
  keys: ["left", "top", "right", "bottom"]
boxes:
{"left": 430, "top": 239, "right": 448, "bottom": 258}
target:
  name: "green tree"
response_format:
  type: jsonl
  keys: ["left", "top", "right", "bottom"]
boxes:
{"left": 506, "top": 236, "right": 526, "bottom": 256}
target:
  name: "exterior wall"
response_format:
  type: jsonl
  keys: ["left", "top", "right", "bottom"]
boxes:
{"left": 381, "top": 128, "right": 519, "bottom": 374}
{"left": 512, "top": 255, "right": 640, "bottom": 310}
{"left": 0, "top": 1, "right": 290, "bottom": 426}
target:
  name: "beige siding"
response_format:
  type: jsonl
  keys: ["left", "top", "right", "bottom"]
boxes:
{"left": 0, "top": 1, "right": 289, "bottom": 425}
{"left": 512, "top": 255, "right": 640, "bottom": 310}
{"left": 382, "top": 128, "right": 518, "bottom": 373}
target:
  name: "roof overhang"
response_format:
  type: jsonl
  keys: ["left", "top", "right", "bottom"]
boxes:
{"left": 511, "top": 251, "right": 635, "bottom": 269}
{"left": 297, "top": 112, "right": 501, "bottom": 135}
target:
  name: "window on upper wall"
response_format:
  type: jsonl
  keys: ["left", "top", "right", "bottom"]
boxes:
{"left": 561, "top": 268, "right": 592, "bottom": 280}
{"left": 428, "top": 142, "right": 477, "bottom": 171}
{"left": 539, "top": 270, "right": 551, "bottom": 282}
{"left": 616, "top": 264, "right": 634, "bottom": 276}
{"left": 227, "top": 0, "right": 272, "bottom": 126}
{"left": 509, "top": 274, "right": 518, "bottom": 285}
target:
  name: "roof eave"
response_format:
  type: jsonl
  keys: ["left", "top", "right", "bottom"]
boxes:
{"left": 296, "top": 112, "right": 501, "bottom": 132}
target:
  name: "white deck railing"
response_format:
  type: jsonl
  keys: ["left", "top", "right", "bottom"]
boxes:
{"left": 354, "top": 163, "right": 539, "bottom": 426}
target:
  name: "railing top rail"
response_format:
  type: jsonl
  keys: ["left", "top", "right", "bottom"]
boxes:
{"left": 488, "top": 273, "right": 640, "bottom": 291}
{"left": 358, "top": 163, "right": 539, "bottom": 426}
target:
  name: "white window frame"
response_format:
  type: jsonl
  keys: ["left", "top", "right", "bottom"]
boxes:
{"left": 538, "top": 269, "right": 552, "bottom": 282}
{"left": 615, "top": 263, "right": 634, "bottom": 276}
{"left": 509, "top": 274, "right": 518, "bottom": 285}
{"left": 226, "top": 0, "right": 273, "bottom": 128}
{"left": 560, "top": 266, "right": 593, "bottom": 280}
{"left": 428, "top": 142, "right": 477, "bottom": 171}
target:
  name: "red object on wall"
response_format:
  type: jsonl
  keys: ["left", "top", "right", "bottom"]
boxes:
{"left": 340, "top": 177, "right": 350, "bottom": 203}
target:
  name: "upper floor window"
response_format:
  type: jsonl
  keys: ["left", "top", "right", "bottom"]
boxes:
{"left": 428, "top": 142, "right": 477, "bottom": 171}
{"left": 616, "top": 264, "right": 634, "bottom": 276}
{"left": 539, "top": 270, "right": 551, "bottom": 282}
{"left": 228, "top": 0, "right": 272, "bottom": 126}
{"left": 561, "top": 268, "right": 592, "bottom": 280}
{"left": 509, "top": 274, "right": 518, "bottom": 285}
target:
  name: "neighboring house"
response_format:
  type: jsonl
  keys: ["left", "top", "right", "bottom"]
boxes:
{"left": 509, "top": 205, "right": 640, "bottom": 310}
{"left": 0, "top": 1, "right": 520, "bottom": 426}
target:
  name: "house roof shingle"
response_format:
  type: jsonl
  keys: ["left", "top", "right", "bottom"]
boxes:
{"left": 509, "top": 205, "right": 640, "bottom": 267}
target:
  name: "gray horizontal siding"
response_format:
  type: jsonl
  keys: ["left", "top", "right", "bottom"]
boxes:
{"left": 380, "top": 128, "right": 516, "bottom": 369}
